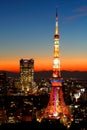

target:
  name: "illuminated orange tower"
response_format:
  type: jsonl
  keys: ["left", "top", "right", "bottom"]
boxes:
{"left": 39, "top": 9, "right": 73, "bottom": 128}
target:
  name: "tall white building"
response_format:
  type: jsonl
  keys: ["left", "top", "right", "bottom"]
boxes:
{"left": 20, "top": 59, "right": 34, "bottom": 93}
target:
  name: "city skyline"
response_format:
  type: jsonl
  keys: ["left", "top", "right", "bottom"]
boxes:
{"left": 0, "top": 0, "right": 87, "bottom": 72}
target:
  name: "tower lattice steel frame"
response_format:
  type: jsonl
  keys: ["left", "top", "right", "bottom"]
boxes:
{"left": 38, "top": 9, "right": 73, "bottom": 128}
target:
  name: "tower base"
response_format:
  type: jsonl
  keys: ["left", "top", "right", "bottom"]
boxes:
{"left": 37, "top": 80, "right": 73, "bottom": 128}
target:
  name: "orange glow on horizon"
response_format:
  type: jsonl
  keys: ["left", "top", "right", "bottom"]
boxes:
{"left": 0, "top": 64, "right": 87, "bottom": 72}
{"left": 0, "top": 61, "right": 19, "bottom": 72}
{"left": 0, "top": 58, "right": 87, "bottom": 72}
{"left": 61, "top": 58, "right": 87, "bottom": 72}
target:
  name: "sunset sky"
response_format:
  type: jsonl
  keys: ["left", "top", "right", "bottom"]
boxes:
{"left": 0, "top": 0, "right": 87, "bottom": 72}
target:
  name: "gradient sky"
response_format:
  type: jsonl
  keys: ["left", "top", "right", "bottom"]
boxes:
{"left": 0, "top": 0, "right": 87, "bottom": 72}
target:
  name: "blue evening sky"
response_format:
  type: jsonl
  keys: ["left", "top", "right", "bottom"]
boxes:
{"left": 0, "top": 0, "right": 87, "bottom": 71}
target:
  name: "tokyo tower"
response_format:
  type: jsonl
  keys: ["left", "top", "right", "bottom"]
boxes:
{"left": 38, "top": 9, "right": 73, "bottom": 128}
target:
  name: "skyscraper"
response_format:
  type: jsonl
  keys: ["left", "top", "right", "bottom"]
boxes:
{"left": 20, "top": 59, "right": 34, "bottom": 93}
{"left": 39, "top": 9, "right": 73, "bottom": 128}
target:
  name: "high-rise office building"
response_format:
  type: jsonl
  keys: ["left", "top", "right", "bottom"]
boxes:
{"left": 20, "top": 59, "right": 34, "bottom": 93}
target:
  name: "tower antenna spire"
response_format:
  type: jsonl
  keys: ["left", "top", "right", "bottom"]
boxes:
{"left": 56, "top": 6, "right": 58, "bottom": 18}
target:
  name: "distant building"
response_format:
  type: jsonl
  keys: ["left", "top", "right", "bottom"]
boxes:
{"left": 20, "top": 59, "right": 34, "bottom": 93}
{"left": 0, "top": 71, "right": 7, "bottom": 95}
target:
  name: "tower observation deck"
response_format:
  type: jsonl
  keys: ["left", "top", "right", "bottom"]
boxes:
{"left": 38, "top": 9, "right": 73, "bottom": 128}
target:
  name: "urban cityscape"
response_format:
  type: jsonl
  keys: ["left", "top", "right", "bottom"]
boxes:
{"left": 0, "top": 0, "right": 87, "bottom": 130}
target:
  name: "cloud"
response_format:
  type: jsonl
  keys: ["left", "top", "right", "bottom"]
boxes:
{"left": 63, "top": 6, "right": 87, "bottom": 23}
{"left": 74, "top": 6, "right": 87, "bottom": 13}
